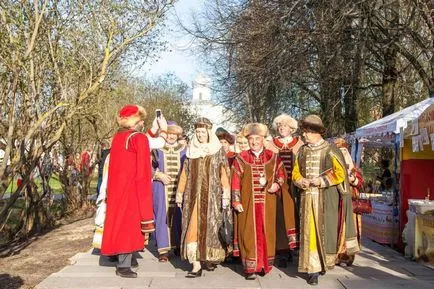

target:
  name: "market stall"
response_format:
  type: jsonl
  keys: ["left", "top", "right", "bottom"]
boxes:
{"left": 362, "top": 201, "right": 399, "bottom": 244}
{"left": 354, "top": 97, "right": 434, "bottom": 247}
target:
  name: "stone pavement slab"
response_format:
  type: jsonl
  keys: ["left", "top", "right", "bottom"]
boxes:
{"left": 36, "top": 238, "right": 434, "bottom": 289}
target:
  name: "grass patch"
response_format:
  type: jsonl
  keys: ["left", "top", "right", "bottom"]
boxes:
{"left": 5, "top": 174, "right": 97, "bottom": 195}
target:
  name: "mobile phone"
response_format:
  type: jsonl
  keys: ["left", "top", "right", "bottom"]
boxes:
{"left": 155, "top": 109, "right": 161, "bottom": 118}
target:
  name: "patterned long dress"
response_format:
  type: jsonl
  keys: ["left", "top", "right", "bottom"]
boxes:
{"left": 176, "top": 148, "right": 232, "bottom": 264}
{"left": 152, "top": 143, "right": 186, "bottom": 255}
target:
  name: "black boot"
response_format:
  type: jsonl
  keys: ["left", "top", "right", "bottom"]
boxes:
{"left": 116, "top": 267, "right": 137, "bottom": 278}
{"left": 277, "top": 258, "right": 288, "bottom": 268}
{"left": 131, "top": 257, "right": 139, "bottom": 268}
{"left": 307, "top": 272, "right": 319, "bottom": 285}
{"left": 287, "top": 250, "right": 294, "bottom": 263}
{"left": 173, "top": 248, "right": 180, "bottom": 256}
{"left": 204, "top": 263, "right": 217, "bottom": 271}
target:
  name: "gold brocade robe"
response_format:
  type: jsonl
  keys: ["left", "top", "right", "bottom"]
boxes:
{"left": 292, "top": 140, "right": 359, "bottom": 273}
{"left": 176, "top": 148, "right": 232, "bottom": 263}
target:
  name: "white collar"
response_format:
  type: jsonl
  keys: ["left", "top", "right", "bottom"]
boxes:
{"left": 280, "top": 135, "right": 293, "bottom": 144}
{"left": 308, "top": 138, "right": 325, "bottom": 148}
{"left": 165, "top": 142, "right": 178, "bottom": 148}
{"left": 186, "top": 130, "right": 222, "bottom": 159}
{"left": 252, "top": 148, "right": 264, "bottom": 157}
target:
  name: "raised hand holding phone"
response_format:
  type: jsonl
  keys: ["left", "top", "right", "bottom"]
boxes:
{"left": 155, "top": 111, "right": 167, "bottom": 132}
{"left": 155, "top": 109, "right": 161, "bottom": 118}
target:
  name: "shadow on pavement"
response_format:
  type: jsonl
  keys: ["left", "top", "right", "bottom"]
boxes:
{"left": 145, "top": 237, "right": 191, "bottom": 272}
{"left": 92, "top": 248, "right": 143, "bottom": 267}
{"left": 0, "top": 273, "right": 24, "bottom": 289}
{"left": 219, "top": 255, "right": 245, "bottom": 277}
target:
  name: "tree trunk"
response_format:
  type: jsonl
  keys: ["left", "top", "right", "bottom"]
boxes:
{"left": 381, "top": 2, "right": 400, "bottom": 116}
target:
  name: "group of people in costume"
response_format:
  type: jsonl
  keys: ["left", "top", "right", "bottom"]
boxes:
{"left": 94, "top": 104, "right": 364, "bottom": 286}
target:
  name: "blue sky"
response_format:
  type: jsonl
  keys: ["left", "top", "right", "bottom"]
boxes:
{"left": 139, "top": 0, "right": 207, "bottom": 86}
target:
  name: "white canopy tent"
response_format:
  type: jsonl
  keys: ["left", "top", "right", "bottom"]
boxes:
{"left": 352, "top": 97, "right": 434, "bottom": 247}
{"left": 356, "top": 98, "right": 434, "bottom": 138}
{"left": 353, "top": 97, "right": 434, "bottom": 165}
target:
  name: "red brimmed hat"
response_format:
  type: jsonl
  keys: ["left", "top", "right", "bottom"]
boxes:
{"left": 117, "top": 105, "right": 147, "bottom": 128}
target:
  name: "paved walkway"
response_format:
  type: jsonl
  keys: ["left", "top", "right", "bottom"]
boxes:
{"left": 36, "top": 238, "right": 434, "bottom": 289}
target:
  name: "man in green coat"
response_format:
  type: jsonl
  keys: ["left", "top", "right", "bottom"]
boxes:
{"left": 292, "top": 115, "right": 359, "bottom": 286}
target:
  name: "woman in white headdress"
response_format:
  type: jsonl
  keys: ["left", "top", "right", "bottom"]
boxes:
{"left": 175, "top": 117, "right": 232, "bottom": 277}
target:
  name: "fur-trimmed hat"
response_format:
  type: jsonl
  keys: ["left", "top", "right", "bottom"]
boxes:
{"left": 167, "top": 121, "right": 183, "bottom": 135}
{"left": 243, "top": 123, "right": 269, "bottom": 138}
{"left": 216, "top": 127, "right": 234, "bottom": 144}
{"left": 236, "top": 133, "right": 247, "bottom": 143}
{"left": 273, "top": 113, "right": 298, "bottom": 130}
{"left": 300, "top": 115, "right": 326, "bottom": 134}
{"left": 117, "top": 105, "right": 147, "bottom": 128}
{"left": 194, "top": 117, "right": 213, "bottom": 130}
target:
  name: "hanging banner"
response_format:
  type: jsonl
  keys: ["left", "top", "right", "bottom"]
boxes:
{"left": 411, "top": 119, "right": 419, "bottom": 135}
{"left": 400, "top": 127, "right": 404, "bottom": 148}
{"left": 412, "top": 136, "right": 420, "bottom": 152}
{"left": 431, "top": 134, "right": 434, "bottom": 151}
{"left": 418, "top": 135, "right": 425, "bottom": 151}
{"left": 420, "top": 128, "right": 430, "bottom": 145}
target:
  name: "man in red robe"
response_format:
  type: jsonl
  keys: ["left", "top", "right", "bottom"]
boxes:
{"left": 101, "top": 105, "right": 155, "bottom": 278}
{"left": 231, "top": 123, "right": 286, "bottom": 280}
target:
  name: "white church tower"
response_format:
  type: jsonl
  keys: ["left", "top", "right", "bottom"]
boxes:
{"left": 190, "top": 74, "right": 235, "bottom": 132}
{"left": 192, "top": 74, "right": 211, "bottom": 103}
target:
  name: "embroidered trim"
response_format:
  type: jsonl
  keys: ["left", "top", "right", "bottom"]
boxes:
{"left": 147, "top": 129, "right": 156, "bottom": 138}
{"left": 233, "top": 190, "right": 241, "bottom": 203}
{"left": 345, "top": 238, "right": 360, "bottom": 254}
{"left": 141, "top": 220, "right": 154, "bottom": 224}
{"left": 125, "top": 131, "right": 141, "bottom": 150}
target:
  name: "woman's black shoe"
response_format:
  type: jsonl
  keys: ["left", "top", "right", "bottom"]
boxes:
{"left": 307, "top": 273, "right": 319, "bottom": 285}
{"left": 245, "top": 273, "right": 257, "bottom": 280}
{"left": 116, "top": 267, "right": 137, "bottom": 278}
{"left": 186, "top": 269, "right": 202, "bottom": 278}
{"left": 173, "top": 248, "right": 181, "bottom": 256}
{"left": 204, "top": 263, "right": 217, "bottom": 271}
